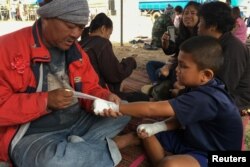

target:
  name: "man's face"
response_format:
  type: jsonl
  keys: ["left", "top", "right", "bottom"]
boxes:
{"left": 42, "top": 18, "right": 85, "bottom": 50}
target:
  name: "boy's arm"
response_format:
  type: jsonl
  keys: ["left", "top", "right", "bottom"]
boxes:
{"left": 92, "top": 99, "right": 175, "bottom": 117}
{"left": 165, "top": 116, "right": 181, "bottom": 130}
{"left": 92, "top": 100, "right": 175, "bottom": 118}
{"left": 120, "top": 101, "right": 175, "bottom": 118}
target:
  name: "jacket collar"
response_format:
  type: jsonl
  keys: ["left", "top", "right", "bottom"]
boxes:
{"left": 30, "top": 18, "right": 51, "bottom": 63}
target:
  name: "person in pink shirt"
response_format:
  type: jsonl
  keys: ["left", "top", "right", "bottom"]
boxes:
{"left": 232, "top": 6, "right": 247, "bottom": 43}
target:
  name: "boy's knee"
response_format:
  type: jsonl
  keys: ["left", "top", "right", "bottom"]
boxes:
{"left": 158, "top": 157, "right": 178, "bottom": 167}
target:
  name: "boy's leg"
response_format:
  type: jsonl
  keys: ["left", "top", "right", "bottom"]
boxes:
{"left": 113, "top": 132, "right": 141, "bottom": 149}
{"left": 158, "top": 154, "right": 201, "bottom": 167}
{"left": 142, "top": 135, "right": 165, "bottom": 166}
{"left": 143, "top": 131, "right": 207, "bottom": 167}
{"left": 144, "top": 141, "right": 204, "bottom": 167}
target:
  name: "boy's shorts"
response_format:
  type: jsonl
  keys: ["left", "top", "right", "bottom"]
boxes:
{"left": 156, "top": 130, "right": 207, "bottom": 167}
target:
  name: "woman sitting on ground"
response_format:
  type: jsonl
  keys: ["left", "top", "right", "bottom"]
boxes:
{"left": 79, "top": 13, "right": 149, "bottom": 102}
{"left": 142, "top": 1, "right": 201, "bottom": 100}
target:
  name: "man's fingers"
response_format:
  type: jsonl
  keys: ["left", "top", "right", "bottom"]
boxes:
{"left": 64, "top": 89, "right": 73, "bottom": 97}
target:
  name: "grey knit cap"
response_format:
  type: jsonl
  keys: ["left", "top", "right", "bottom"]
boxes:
{"left": 37, "top": 0, "right": 89, "bottom": 25}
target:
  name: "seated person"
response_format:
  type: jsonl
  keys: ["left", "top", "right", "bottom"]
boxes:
{"left": 79, "top": 13, "right": 149, "bottom": 102}
{"left": 141, "top": 59, "right": 177, "bottom": 100}
{"left": 0, "top": 1, "right": 135, "bottom": 166}
{"left": 198, "top": 1, "right": 250, "bottom": 114}
{"left": 149, "top": 5, "right": 174, "bottom": 48}
{"left": 173, "top": 5, "right": 183, "bottom": 31}
{"left": 145, "top": 58, "right": 176, "bottom": 86}
{"left": 232, "top": 6, "right": 247, "bottom": 43}
{"left": 94, "top": 36, "right": 243, "bottom": 167}
{"left": 142, "top": 1, "right": 201, "bottom": 99}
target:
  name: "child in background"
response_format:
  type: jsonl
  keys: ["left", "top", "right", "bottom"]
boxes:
{"left": 232, "top": 6, "right": 247, "bottom": 43}
{"left": 173, "top": 5, "right": 183, "bottom": 30}
{"left": 93, "top": 36, "right": 243, "bottom": 167}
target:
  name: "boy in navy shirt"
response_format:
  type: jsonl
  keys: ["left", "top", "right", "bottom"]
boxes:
{"left": 93, "top": 36, "right": 243, "bottom": 167}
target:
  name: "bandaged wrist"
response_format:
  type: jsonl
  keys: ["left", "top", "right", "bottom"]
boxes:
{"left": 137, "top": 121, "right": 167, "bottom": 137}
{"left": 93, "top": 99, "right": 119, "bottom": 114}
{"left": 106, "top": 100, "right": 119, "bottom": 112}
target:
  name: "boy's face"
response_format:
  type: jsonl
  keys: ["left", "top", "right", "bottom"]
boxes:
{"left": 176, "top": 51, "right": 205, "bottom": 87}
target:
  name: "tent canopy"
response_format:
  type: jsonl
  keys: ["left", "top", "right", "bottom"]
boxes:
{"left": 22, "top": 0, "right": 39, "bottom": 4}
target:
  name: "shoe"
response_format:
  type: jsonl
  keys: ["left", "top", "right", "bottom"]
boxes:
{"left": 141, "top": 84, "right": 153, "bottom": 95}
{"left": 143, "top": 43, "right": 158, "bottom": 50}
{"left": 129, "top": 40, "right": 137, "bottom": 44}
{"left": 137, "top": 39, "right": 144, "bottom": 43}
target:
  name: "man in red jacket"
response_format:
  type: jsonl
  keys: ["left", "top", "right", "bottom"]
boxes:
{"left": 0, "top": 0, "right": 134, "bottom": 166}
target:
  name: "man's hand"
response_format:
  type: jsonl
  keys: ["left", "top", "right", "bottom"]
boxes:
{"left": 47, "top": 88, "right": 73, "bottom": 110}
{"left": 107, "top": 93, "right": 121, "bottom": 104}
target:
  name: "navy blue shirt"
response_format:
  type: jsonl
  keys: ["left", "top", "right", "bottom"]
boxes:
{"left": 169, "top": 79, "right": 243, "bottom": 151}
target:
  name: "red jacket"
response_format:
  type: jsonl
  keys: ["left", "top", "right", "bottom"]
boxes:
{"left": 0, "top": 19, "right": 110, "bottom": 163}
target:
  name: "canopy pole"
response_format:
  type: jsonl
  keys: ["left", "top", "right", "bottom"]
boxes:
{"left": 120, "top": 0, "right": 123, "bottom": 46}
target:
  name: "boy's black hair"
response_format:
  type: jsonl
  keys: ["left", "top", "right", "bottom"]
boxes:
{"left": 180, "top": 36, "right": 223, "bottom": 74}
{"left": 199, "top": 1, "right": 235, "bottom": 33}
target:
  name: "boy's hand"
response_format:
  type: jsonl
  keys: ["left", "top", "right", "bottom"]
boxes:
{"left": 92, "top": 99, "right": 122, "bottom": 117}
{"left": 137, "top": 124, "right": 153, "bottom": 138}
{"left": 137, "top": 121, "right": 167, "bottom": 138}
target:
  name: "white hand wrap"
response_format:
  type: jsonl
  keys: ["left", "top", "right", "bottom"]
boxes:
{"left": 137, "top": 121, "right": 167, "bottom": 137}
{"left": 93, "top": 99, "right": 119, "bottom": 115}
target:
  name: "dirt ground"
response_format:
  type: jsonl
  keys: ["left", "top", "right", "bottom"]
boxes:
{"left": 113, "top": 42, "right": 170, "bottom": 71}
